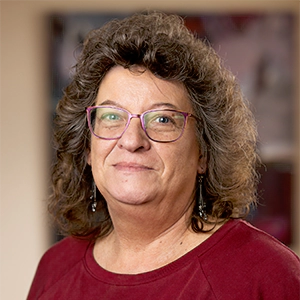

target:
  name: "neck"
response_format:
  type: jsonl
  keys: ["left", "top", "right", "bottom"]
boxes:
{"left": 93, "top": 202, "right": 214, "bottom": 274}
{"left": 114, "top": 209, "right": 191, "bottom": 247}
{"left": 108, "top": 196, "right": 194, "bottom": 245}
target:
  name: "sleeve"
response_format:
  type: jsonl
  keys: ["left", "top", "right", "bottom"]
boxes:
{"left": 200, "top": 220, "right": 300, "bottom": 300}
{"left": 254, "top": 245, "right": 300, "bottom": 299}
{"left": 26, "top": 237, "right": 90, "bottom": 299}
{"left": 27, "top": 253, "right": 51, "bottom": 299}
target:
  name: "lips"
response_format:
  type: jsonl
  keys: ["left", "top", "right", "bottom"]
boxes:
{"left": 113, "top": 162, "right": 153, "bottom": 172}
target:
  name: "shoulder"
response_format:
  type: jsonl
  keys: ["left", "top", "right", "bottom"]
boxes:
{"left": 228, "top": 219, "right": 299, "bottom": 262}
{"left": 43, "top": 236, "right": 90, "bottom": 260}
{"left": 213, "top": 219, "right": 300, "bottom": 269}
{"left": 38, "top": 236, "right": 90, "bottom": 271}
{"left": 27, "top": 236, "right": 91, "bottom": 299}
{"left": 200, "top": 219, "right": 300, "bottom": 299}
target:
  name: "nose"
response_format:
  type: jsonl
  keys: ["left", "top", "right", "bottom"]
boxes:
{"left": 117, "top": 116, "right": 151, "bottom": 152}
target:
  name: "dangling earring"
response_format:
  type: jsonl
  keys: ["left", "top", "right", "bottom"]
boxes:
{"left": 198, "top": 175, "right": 208, "bottom": 221}
{"left": 90, "top": 182, "right": 97, "bottom": 213}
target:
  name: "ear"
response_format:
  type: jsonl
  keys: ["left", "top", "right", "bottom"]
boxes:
{"left": 197, "top": 154, "right": 207, "bottom": 174}
{"left": 86, "top": 150, "right": 92, "bottom": 166}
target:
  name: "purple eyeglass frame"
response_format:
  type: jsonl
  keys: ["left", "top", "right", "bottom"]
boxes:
{"left": 86, "top": 105, "right": 196, "bottom": 143}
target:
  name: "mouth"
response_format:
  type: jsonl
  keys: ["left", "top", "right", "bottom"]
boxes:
{"left": 113, "top": 162, "right": 153, "bottom": 172}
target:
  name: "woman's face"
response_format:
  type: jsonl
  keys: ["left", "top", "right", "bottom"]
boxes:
{"left": 88, "top": 66, "right": 205, "bottom": 219}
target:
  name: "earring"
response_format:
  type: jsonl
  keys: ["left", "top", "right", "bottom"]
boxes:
{"left": 198, "top": 175, "right": 208, "bottom": 221}
{"left": 90, "top": 182, "right": 97, "bottom": 213}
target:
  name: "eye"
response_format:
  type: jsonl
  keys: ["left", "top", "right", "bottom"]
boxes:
{"left": 101, "top": 112, "right": 121, "bottom": 121}
{"left": 96, "top": 107, "right": 128, "bottom": 123}
{"left": 156, "top": 116, "right": 172, "bottom": 124}
{"left": 145, "top": 111, "right": 179, "bottom": 130}
{"left": 150, "top": 112, "right": 178, "bottom": 126}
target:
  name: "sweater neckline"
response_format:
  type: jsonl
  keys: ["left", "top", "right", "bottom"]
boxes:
{"left": 84, "top": 219, "right": 240, "bottom": 285}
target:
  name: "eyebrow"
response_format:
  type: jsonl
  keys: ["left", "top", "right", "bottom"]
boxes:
{"left": 98, "top": 100, "right": 119, "bottom": 106}
{"left": 97, "top": 100, "right": 179, "bottom": 110}
{"left": 151, "top": 102, "right": 179, "bottom": 110}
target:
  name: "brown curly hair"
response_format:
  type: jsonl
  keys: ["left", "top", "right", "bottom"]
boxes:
{"left": 49, "top": 11, "right": 260, "bottom": 238}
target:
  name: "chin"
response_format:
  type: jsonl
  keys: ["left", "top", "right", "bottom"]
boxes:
{"left": 111, "top": 189, "right": 153, "bottom": 206}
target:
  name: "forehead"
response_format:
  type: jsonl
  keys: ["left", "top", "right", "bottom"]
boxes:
{"left": 96, "top": 66, "right": 192, "bottom": 111}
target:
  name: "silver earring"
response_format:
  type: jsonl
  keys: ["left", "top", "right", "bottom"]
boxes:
{"left": 90, "top": 182, "right": 97, "bottom": 213}
{"left": 198, "top": 175, "right": 208, "bottom": 221}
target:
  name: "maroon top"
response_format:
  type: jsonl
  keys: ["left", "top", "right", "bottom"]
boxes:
{"left": 27, "top": 219, "right": 300, "bottom": 299}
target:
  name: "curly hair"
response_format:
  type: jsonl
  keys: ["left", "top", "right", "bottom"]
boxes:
{"left": 49, "top": 11, "right": 260, "bottom": 238}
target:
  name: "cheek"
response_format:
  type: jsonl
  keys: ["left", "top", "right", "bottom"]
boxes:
{"left": 160, "top": 141, "right": 200, "bottom": 174}
{"left": 89, "top": 138, "right": 117, "bottom": 167}
{"left": 181, "top": 141, "right": 201, "bottom": 173}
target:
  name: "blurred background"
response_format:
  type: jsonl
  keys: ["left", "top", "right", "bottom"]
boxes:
{"left": 1, "top": 1, "right": 299, "bottom": 299}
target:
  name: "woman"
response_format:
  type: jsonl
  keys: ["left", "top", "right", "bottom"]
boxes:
{"left": 28, "top": 12, "right": 299, "bottom": 299}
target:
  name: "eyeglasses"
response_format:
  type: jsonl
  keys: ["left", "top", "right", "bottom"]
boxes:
{"left": 86, "top": 106, "right": 197, "bottom": 143}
